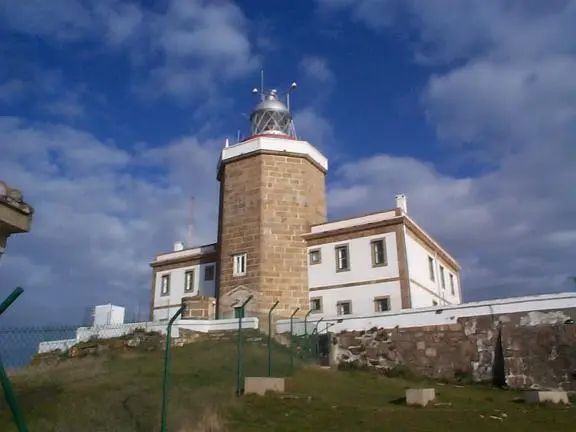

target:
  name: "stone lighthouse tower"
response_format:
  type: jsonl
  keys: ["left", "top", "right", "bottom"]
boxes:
{"left": 215, "top": 83, "right": 328, "bottom": 322}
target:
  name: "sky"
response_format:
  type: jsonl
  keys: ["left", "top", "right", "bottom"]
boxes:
{"left": 0, "top": 0, "right": 575, "bottom": 326}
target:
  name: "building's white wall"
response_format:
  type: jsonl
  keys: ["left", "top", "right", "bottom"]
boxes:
{"left": 278, "top": 292, "right": 576, "bottom": 335}
{"left": 308, "top": 232, "right": 399, "bottom": 289}
{"left": 309, "top": 281, "right": 402, "bottom": 318}
{"left": 404, "top": 229, "right": 461, "bottom": 307}
{"left": 93, "top": 304, "right": 125, "bottom": 326}
{"left": 153, "top": 244, "right": 216, "bottom": 263}
{"left": 408, "top": 285, "right": 439, "bottom": 309}
{"left": 153, "top": 262, "right": 216, "bottom": 320}
{"left": 310, "top": 210, "right": 397, "bottom": 234}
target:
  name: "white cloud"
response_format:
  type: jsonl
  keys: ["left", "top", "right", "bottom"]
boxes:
{"left": 316, "top": 0, "right": 576, "bottom": 299}
{"left": 0, "top": 0, "right": 259, "bottom": 100}
{"left": 300, "top": 56, "right": 334, "bottom": 83}
{"left": 0, "top": 117, "right": 222, "bottom": 325}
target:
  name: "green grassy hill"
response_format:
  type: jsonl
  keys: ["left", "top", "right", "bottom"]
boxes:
{"left": 1, "top": 333, "right": 575, "bottom": 431}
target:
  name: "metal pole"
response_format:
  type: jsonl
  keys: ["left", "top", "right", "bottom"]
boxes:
{"left": 0, "top": 287, "right": 27, "bottom": 432}
{"left": 0, "top": 286, "right": 24, "bottom": 317}
{"left": 160, "top": 305, "right": 184, "bottom": 432}
{"left": 267, "top": 300, "right": 279, "bottom": 377}
{"left": 289, "top": 307, "right": 299, "bottom": 375}
{"left": 313, "top": 318, "right": 324, "bottom": 363}
{"left": 236, "top": 295, "right": 253, "bottom": 396}
{"left": 304, "top": 310, "right": 312, "bottom": 358}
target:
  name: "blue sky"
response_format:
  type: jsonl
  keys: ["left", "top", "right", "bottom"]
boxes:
{"left": 1, "top": 0, "right": 575, "bottom": 326}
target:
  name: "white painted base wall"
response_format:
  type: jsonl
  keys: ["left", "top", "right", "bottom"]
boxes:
{"left": 277, "top": 292, "right": 576, "bottom": 336}
{"left": 37, "top": 318, "right": 260, "bottom": 354}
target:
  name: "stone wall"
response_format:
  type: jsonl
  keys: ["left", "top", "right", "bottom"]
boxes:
{"left": 216, "top": 151, "right": 327, "bottom": 322}
{"left": 182, "top": 295, "right": 215, "bottom": 320}
{"left": 334, "top": 308, "right": 576, "bottom": 390}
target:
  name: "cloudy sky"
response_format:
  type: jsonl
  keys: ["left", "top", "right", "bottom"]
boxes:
{"left": 1, "top": 0, "right": 575, "bottom": 326}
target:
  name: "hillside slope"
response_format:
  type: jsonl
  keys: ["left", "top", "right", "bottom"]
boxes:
{"left": 1, "top": 332, "right": 576, "bottom": 431}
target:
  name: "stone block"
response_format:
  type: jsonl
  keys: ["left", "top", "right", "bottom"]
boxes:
{"left": 523, "top": 391, "right": 569, "bottom": 405}
{"left": 244, "top": 377, "right": 285, "bottom": 396}
{"left": 405, "top": 388, "right": 436, "bottom": 407}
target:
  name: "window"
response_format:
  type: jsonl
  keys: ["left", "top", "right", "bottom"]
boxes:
{"left": 160, "top": 274, "right": 170, "bottom": 296}
{"left": 204, "top": 265, "right": 215, "bottom": 281}
{"left": 310, "top": 297, "right": 322, "bottom": 313}
{"left": 335, "top": 245, "right": 350, "bottom": 272}
{"left": 371, "top": 239, "right": 388, "bottom": 267}
{"left": 450, "top": 274, "right": 455, "bottom": 295}
{"left": 428, "top": 256, "right": 435, "bottom": 281}
{"left": 184, "top": 270, "right": 194, "bottom": 292}
{"left": 309, "top": 249, "right": 322, "bottom": 265}
{"left": 337, "top": 301, "right": 352, "bottom": 316}
{"left": 440, "top": 266, "right": 446, "bottom": 289}
{"left": 233, "top": 253, "right": 247, "bottom": 276}
{"left": 374, "top": 297, "right": 390, "bottom": 313}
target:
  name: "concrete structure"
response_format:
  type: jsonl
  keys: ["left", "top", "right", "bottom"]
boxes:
{"left": 277, "top": 291, "right": 576, "bottom": 335}
{"left": 406, "top": 388, "right": 436, "bottom": 407}
{"left": 148, "top": 81, "right": 461, "bottom": 325}
{"left": 0, "top": 180, "right": 33, "bottom": 260}
{"left": 244, "top": 377, "right": 285, "bottom": 396}
{"left": 92, "top": 304, "right": 125, "bottom": 327}
{"left": 37, "top": 317, "right": 260, "bottom": 355}
{"left": 524, "top": 391, "right": 569, "bottom": 405}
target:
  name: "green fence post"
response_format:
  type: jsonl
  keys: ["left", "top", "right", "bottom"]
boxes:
{"left": 313, "top": 318, "right": 324, "bottom": 363}
{"left": 267, "top": 300, "right": 279, "bottom": 377}
{"left": 0, "top": 287, "right": 28, "bottom": 432}
{"left": 289, "top": 307, "right": 299, "bottom": 375}
{"left": 160, "top": 304, "right": 184, "bottom": 432}
{"left": 303, "top": 310, "right": 312, "bottom": 358}
{"left": 236, "top": 295, "right": 253, "bottom": 396}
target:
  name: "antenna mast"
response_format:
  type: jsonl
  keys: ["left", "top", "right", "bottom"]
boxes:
{"left": 186, "top": 196, "right": 195, "bottom": 248}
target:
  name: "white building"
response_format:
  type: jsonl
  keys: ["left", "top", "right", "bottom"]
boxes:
{"left": 304, "top": 195, "right": 461, "bottom": 318}
{"left": 93, "top": 304, "right": 126, "bottom": 327}
{"left": 150, "top": 244, "right": 217, "bottom": 321}
{"left": 149, "top": 82, "right": 461, "bottom": 322}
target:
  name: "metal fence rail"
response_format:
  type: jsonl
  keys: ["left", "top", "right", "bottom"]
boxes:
{"left": 0, "top": 295, "right": 328, "bottom": 431}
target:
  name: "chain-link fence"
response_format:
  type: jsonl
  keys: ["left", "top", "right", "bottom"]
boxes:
{"left": 0, "top": 292, "right": 330, "bottom": 431}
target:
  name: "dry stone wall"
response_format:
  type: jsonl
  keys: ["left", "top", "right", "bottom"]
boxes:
{"left": 334, "top": 308, "right": 576, "bottom": 390}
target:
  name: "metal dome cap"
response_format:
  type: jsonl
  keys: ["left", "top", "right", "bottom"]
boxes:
{"left": 249, "top": 78, "right": 297, "bottom": 137}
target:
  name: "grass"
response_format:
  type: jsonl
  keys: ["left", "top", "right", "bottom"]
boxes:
{"left": 1, "top": 334, "right": 575, "bottom": 431}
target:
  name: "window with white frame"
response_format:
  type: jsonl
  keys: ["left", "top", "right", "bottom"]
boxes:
{"left": 450, "top": 274, "right": 455, "bottom": 295}
{"left": 184, "top": 270, "right": 194, "bottom": 292}
{"left": 310, "top": 297, "right": 322, "bottom": 313}
{"left": 204, "top": 265, "right": 215, "bottom": 281}
{"left": 374, "top": 296, "right": 390, "bottom": 313}
{"left": 371, "top": 238, "right": 388, "bottom": 267}
{"left": 160, "top": 274, "right": 170, "bottom": 296}
{"left": 233, "top": 253, "right": 247, "bottom": 276}
{"left": 335, "top": 245, "right": 350, "bottom": 272}
{"left": 309, "top": 249, "right": 321, "bottom": 265}
{"left": 337, "top": 300, "right": 352, "bottom": 315}
{"left": 440, "top": 265, "right": 446, "bottom": 289}
{"left": 428, "top": 256, "right": 435, "bottom": 281}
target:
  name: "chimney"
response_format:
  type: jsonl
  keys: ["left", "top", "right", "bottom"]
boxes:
{"left": 395, "top": 193, "right": 407, "bottom": 214}
{"left": 173, "top": 241, "right": 185, "bottom": 252}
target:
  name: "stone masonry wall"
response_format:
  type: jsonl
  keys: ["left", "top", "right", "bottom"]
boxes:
{"left": 217, "top": 152, "right": 326, "bottom": 324}
{"left": 335, "top": 308, "right": 576, "bottom": 390}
